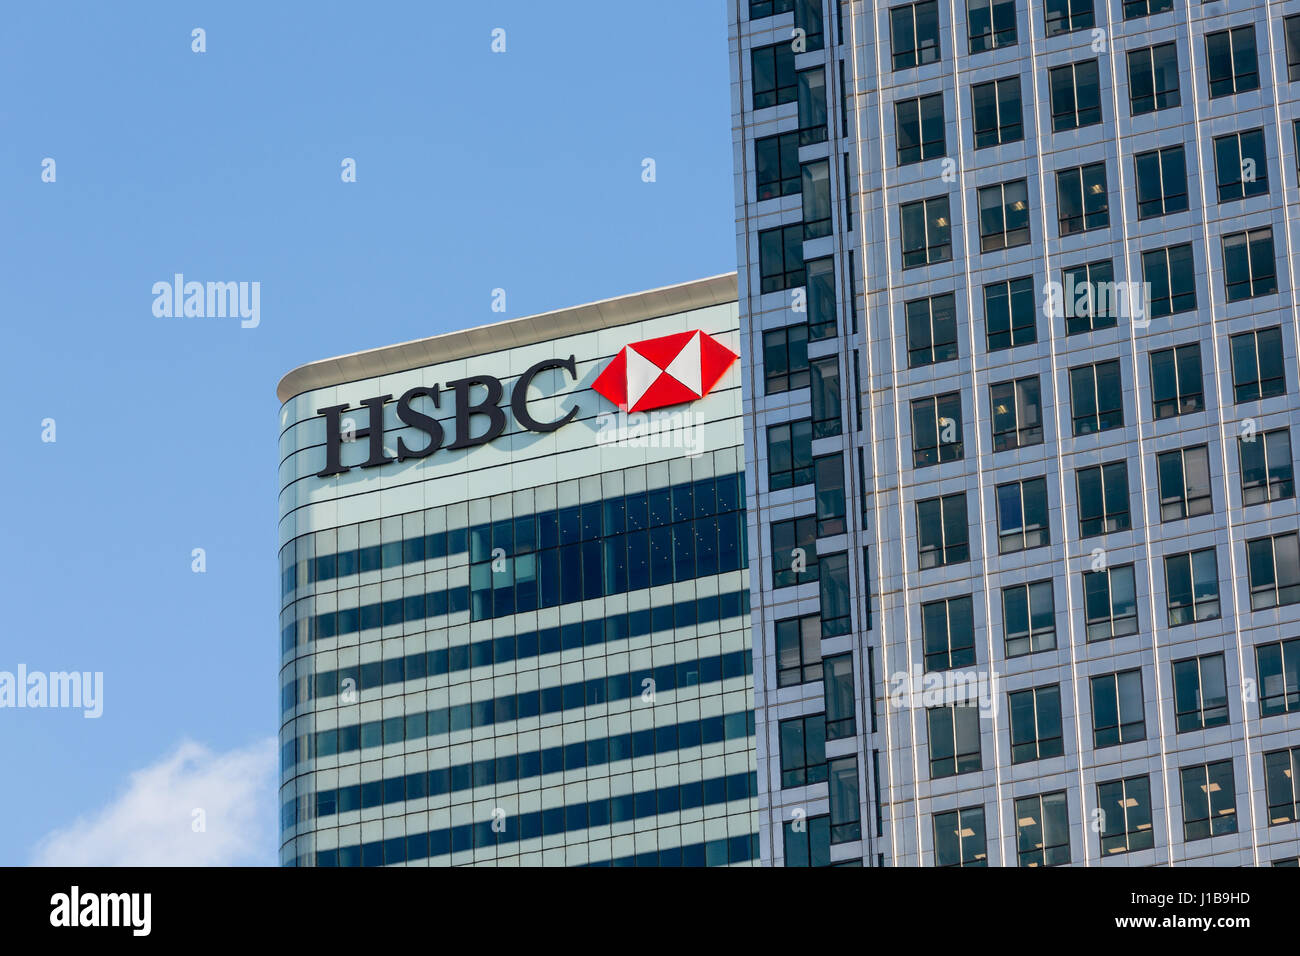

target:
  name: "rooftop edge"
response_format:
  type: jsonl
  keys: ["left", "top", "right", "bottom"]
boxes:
{"left": 275, "top": 272, "right": 739, "bottom": 403}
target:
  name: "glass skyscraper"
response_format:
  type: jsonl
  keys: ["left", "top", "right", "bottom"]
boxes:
{"left": 730, "top": 0, "right": 1300, "bottom": 865}
{"left": 276, "top": 276, "right": 760, "bottom": 866}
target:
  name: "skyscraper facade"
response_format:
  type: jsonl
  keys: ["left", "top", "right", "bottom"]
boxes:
{"left": 730, "top": 0, "right": 1300, "bottom": 865}
{"left": 276, "top": 276, "right": 761, "bottom": 866}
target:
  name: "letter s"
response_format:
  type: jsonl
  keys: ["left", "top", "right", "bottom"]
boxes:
{"left": 395, "top": 386, "right": 444, "bottom": 461}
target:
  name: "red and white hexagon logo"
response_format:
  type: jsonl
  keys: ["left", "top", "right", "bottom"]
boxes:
{"left": 591, "top": 330, "right": 739, "bottom": 413}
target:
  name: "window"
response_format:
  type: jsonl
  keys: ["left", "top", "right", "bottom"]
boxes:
{"left": 750, "top": 0, "right": 795, "bottom": 18}
{"left": 1091, "top": 669, "right": 1145, "bottom": 747}
{"left": 755, "top": 132, "right": 800, "bottom": 202}
{"left": 922, "top": 595, "right": 975, "bottom": 671}
{"left": 784, "top": 815, "right": 830, "bottom": 866}
{"left": 933, "top": 806, "right": 987, "bottom": 866}
{"left": 1239, "top": 428, "right": 1294, "bottom": 505}
{"left": 1069, "top": 360, "right": 1123, "bottom": 436}
{"left": 819, "top": 551, "right": 851, "bottom": 636}
{"left": 1149, "top": 343, "right": 1203, "bottom": 419}
{"left": 794, "top": 0, "right": 825, "bottom": 51}
{"left": 1247, "top": 532, "right": 1300, "bottom": 610}
{"left": 771, "top": 515, "right": 817, "bottom": 588}
{"left": 1009, "top": 684, "right": 1063, "bottom": 763}
{"left": 1003, "top": 580, "right": 1055, "bottom": 657}
{"left": 1097, "top": 775, "right": 1154, "bottom": 854}
{"left": 1288, "top": 15, "right": 1300, "bottom": 81}
{"left": 1206, "top": 26, "right": 1258, "bottom": 98}
{"left": 977, "top": 179, "right": 1030, "bottom": 251}
{"left": 1213, "top": 129, "right": 1268, "bottom": 202}
{"left": 776, "top": 614, "right": 821, "bottom": 687}
{"left": 828, "top": 756, "right": 861, "bottom": 843}
{"left": 767, "top": 420, "right": 813, "bottom": 491}
{"left": 971, "top": 76, "right": 1023, "bottom": 148}
{"left": 764, "top": 324, "right": 809, "bottom": 394}
{"left": 814, "top": 454, "right": 847, "bottom": 537}
{"left": 1223, "top": 227, "right": 1277, "bottom": 302}
{"left": 802, "top": 160, "right": 832, "bottom": 240}
{"left": 779, "top": 713, "right": 827, "bottom": 787}
{"left": 1134, "top": 145, "right": 1188, "bottom": 219}
{"left": 1049, "top": 59, "right": 1101, "bottom": 131}
{"left": 968, "top": 0, "right": 1016, "bottom": 54}
{"left": 911, "top": 392, "right": 964, "bottom": 466}
{"left": 1056, "top": 162, "right": 1108, "bottom": 235}
{"left": 1076, "top": 461, "right": 1130, "bottom": 538}
{"left": 1231, "top": 327, "right": 1286, "bottom": 402}
{"left": 1083, "top": 563, "right": 1138, "bottom": 640}
{"left": 916, "top": 492, "right": 969, "bottom": 569}
{"left": 824, "top": 653, "right": 856, "bottom": 740}
{"left": 927, "top": 704, "right": 981, "bottom": 777}
{"left": 1141, "top": 243, "right": 1196, "bottom": 317}
{"left": 1166, "top": 550, "right": 1221, "bottom": 627}
{"left": 1257, "top": 637, "right": 1300, "bottom": 717}
{"left": 1016, "top": 792, "right": 1070, "bottom": 867}
{"left": 984, "top": 275, "right": 1036, "bottom": 350}
{"left": 759, "top": 223, "right": 804, "bottom": 293}
{"left": 1264, "top": 747, "right": 1300, "bottom": 825}
{"left": 890, "top": 0, "right": 940, "bottom": 70}
{"left": 1045, "top": 0, "right": 1092, "bottom": 36}
{"left": 1123, "top": 0, "right": 1171, "bottom": 18}
{"left": 1181, "top": 760, "right": 1237, "bottom": 841}
{"left": 1061, "top": 259, "right": 1116, "bottom": 334}
{"left": 990, "top": 375, "right": 1042, "bottom": 451}
{"left": 1156, "top": 445, "right": 1211, "bottom": 521}
{"left": 1127, "top": 43, "right": 1179, "bottom": 114}
{"left": 996, "top": 477, "right": 1050, "bottom": 553}
{"left": 797, "top": 67, "right": 828, "bottom": 145}
{"left": 811, "top": 355, "right": 842, "bottom": 437}
{"left": 806, "top": 256, "right": 836, "bottom": 341}
{"left": 1172, "top": 652, "right": 1228, "bottom": 731}
{"left": 905, "top": 292, "right": 957, "bottom": 367}
{"left": 900, "top": 196, "right": 952, "bottom": 267}
{"left": 895, "top": 93, "right": 946, "bottom": 164}
{"left": 752, "top": 42, "right": 797, "bottom": 109}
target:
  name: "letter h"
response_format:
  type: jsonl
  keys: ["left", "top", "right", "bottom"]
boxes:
{"left": 315, "top": 395, "right": 392, "bottom": 477}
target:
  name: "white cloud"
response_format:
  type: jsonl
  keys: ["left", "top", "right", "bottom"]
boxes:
{"left": 31, "top": 738, "right": 278, "bottom": 867}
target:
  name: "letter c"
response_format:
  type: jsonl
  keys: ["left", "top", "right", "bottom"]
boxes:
{"left": 511, "top": 355, "right": 580, "bottom": 433}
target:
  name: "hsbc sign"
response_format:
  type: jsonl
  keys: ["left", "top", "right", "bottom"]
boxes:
{"left": 314, "top": 330, "right": 738, "bottom": 478}
{"left": 591, "top": 330, "right": 737, "bottom": 412}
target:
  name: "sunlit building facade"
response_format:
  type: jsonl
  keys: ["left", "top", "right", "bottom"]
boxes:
{"left": 730, "top": 0, "right": 1300, "bottom": 866}
{"left": 276, "top": 276, "right": 760, "bottom": 866}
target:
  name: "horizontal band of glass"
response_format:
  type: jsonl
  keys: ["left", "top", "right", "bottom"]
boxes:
{"left": 281, "top": 710, "right": 756, "bottom": 829}
{"left": 283, "top": 589, "right": 752, "bottom": 713}
{"left": 467, "top": 511, "right": 747, "bottom": 619}
{"left": 282, "top": 511, "right": 747, "bottom": 643}
{"left": 288, "top": 833, "right": 758, "bottom": 867}
{"left": 282, "top": 472, "right": 745, "bottom": 599}
{"left": 282, "top": 649, "right": 755, "bottom": 770}
{"left": 584, "top": 833, "right": 758, "bottom": 867}
{"left": 310, "top": 771, "right": 757, "bottom": 866}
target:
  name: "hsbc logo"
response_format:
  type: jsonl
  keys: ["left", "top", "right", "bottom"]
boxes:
{"left": 314, "top": 330, "right": 736, "bottom": 478}
{"left": 591, "top": 330, "right": 738, "bottom": 413}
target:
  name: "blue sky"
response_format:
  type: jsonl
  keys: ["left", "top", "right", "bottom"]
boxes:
{"left": 0, "top": 0, "right": 735, "bottom": 865}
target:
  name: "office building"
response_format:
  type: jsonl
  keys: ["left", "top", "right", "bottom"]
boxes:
{"left": 276, "top": 275, "right": 760, "bottom": 866}
{"left": 730, "top": 0, "right": 1300, "bottom": 865}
